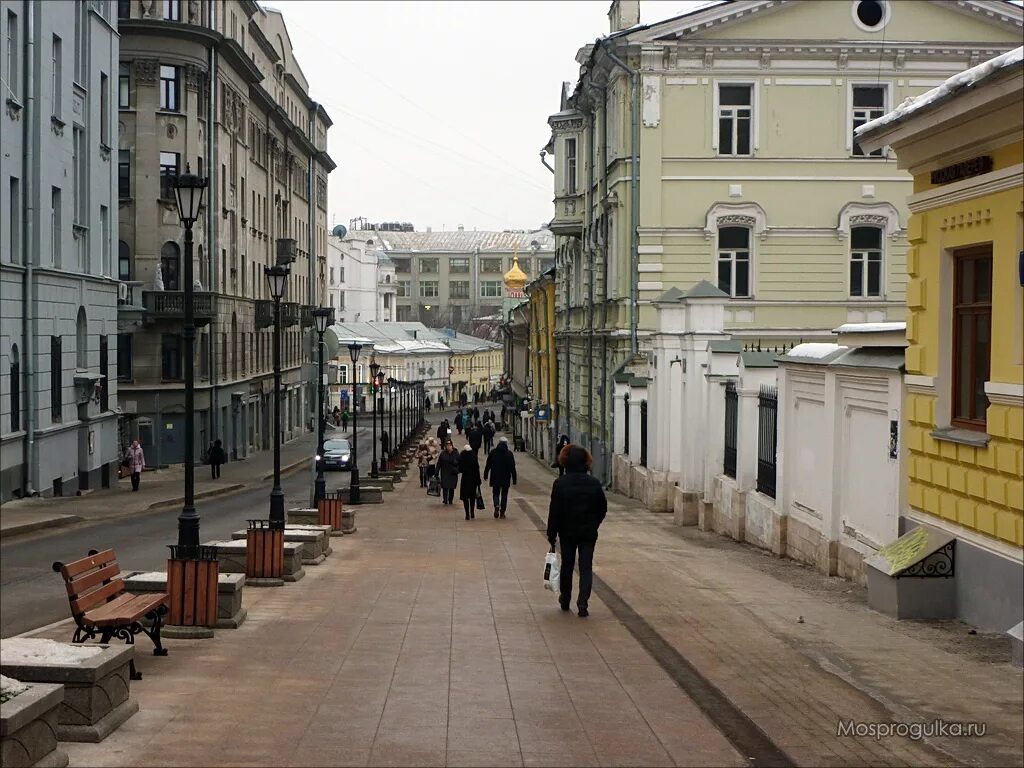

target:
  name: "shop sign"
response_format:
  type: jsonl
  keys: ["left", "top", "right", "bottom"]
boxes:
{"left": 930, "top": 156, "right": 992, "bottom": 185}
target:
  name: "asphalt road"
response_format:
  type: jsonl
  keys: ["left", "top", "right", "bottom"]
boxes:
{"left": 0, "top": 428, "right": 384, "bottom": 638}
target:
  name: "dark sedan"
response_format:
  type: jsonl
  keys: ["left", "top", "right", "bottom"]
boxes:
{"left": 320, "top": 438, "right": 353, "bottom": 471}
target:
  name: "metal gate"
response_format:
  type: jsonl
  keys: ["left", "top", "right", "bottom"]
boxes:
{"left": 724, "top": 383, "right": 738, "bottom": 478}
{"left": 756, "top": 385, "right": 778, "bottom": 498}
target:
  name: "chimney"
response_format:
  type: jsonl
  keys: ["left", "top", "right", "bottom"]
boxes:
{"left": 608, "top": 0, "right": 639, "bottom": 32}
{"left": 458, "top": 224, "right": 464, "bottom": 232}
{"left": 426, "top": 226, "right": 432, "bottom": 232}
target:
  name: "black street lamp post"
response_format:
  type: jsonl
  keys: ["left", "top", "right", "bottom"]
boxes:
{"left": 369, "top": 360, "right": 380, "bottom": 478}
{"left": 388, "top": 378, "right": 396, "bottom": 466}
{"left": 342, "top": 339, "right": 371, "bottom": 503}
{"left": 172, "top": 166, "right": 207, "bottom": 554}
{"left": 311, "top": 307, "right": 333, "bottom": 506}
{"left": 265, "top": 265, "right": 290, "bottom": 528}
{"left": 375, "top": 371, "right": 387, "bottom": 469}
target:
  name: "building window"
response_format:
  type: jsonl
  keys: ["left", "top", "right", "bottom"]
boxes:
{"left": 6, "top": 11, "right": 19, "bottom": 102}
{"left": 160, "top": 241, "right": 180, "bottom": 290}
{"left": 100, "top": 73, "right": 110, "bottom": 145}
{"left": 118, "top": 240, "right": 130, "bottom": 280}
{"left": 117, "top": 0, "right": 130, "bottom": 19}
{"left": 117, "top": 333, "right": 132, "bottom": 381}
{"left": 480, "top": 258, "right": 503, "bottom": 273}
{"left": 397, "top": 280, "right": 410, "bottom": 297}
{"left": 100, "top": 206, "right": 110, "bottom": 276}
{"left": 717, "top": 227, "right": 750, "bottom": 298}
{"left": 449, "top": 257, "right": 469, "bottom": 273}
{"left": 8, "top": 177, "right": 20, "bottom": 264}
{"left": 718, "top": 85, "right": 752, "bottom": 156}
{"left": 852, "top": 86, "right": 886, "bottom": 156}
{"left": 480, "top": 281, "right": 503, "bottom": 298}
{"left": 329, "top": 266, "right": 335, "bottom": 285}
{"left": 853, "top": 0, "right": 889, "bottom": 31}
{"left": 159, "top": 65, "right": 179, "bottom": 111}
{"left": 450, "top": 280, "right": 470, "bottom": 299}
{"left": 9, "top": 343, "right": 20, "bottom": 432}
{"left": 76, "top": 307, "right": 88, "bottom": 369}
{"left": 540, "top": 258, "right": 554, "bottom": 273}
{"left": 420, "top": 258, "right": 439, "bottom": 274}
{"left": 161, "top": 334, "right": 182, "bottom": 380}
{"left": 565, "top": 137, "right": 577, "bottom": 195}
{"left": 118, "top": 63, "right": 130, "bottom": 108}
{"left": 50, "top": 336, "right": 62, "bottom": 422}
{"left": 952, "top": 246, "right": 992, "bottom": 430}
{"left": 420, "top": 281, "right": 439, "bottom": 298}
{"left": 338, "top": 364, "right": 348, "bottom": 384}
{"left": 159, "top": 151, "right": 179, "bottom": 199}
{"left": 72, "top": 128, "right": 85, "bottom": 225}
{"left": 163, "top": 0, "right": 180, "bottom": 21}
{"left": 850, "top": 226, "right": 882, "bottom": 297}
{"left": 394, "top": 258, "right": 410, "bottom": 273}
{"left": 51, "top": 35, "right": 62, "bottom": 118}
{"left": 118, "top": 150, "right": 131, "bottom": 198}
{"left": 51, "top": 186, "right": 61, "bottom": 267}
{"left": 99, "top": 336, "right": 109, "bottom": 411}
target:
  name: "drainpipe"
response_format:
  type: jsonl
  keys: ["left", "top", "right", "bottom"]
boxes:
{"left": 539, "top": 150, "right": 554, "bottom": 174}
{"left": 207, "top": 4, "right": 219, "bottom": 444}
{"left": 602, "top": 41, "right": 639, "bottom": 357}
{"left": 599, "top": 80, "right": 612, "bottom": 487}
{"left": 22, "top": 0, "right": 37, "bottom": 495}
{"left": 584, "top": 90, "right": 597, "bottom": 459}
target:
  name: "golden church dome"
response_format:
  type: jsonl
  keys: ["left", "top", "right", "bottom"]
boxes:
{"left": 503, "top": 253, "right": 528, "bottom": 291}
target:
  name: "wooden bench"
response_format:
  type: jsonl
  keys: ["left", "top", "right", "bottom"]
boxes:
{"left": 52, "top": 549, "right": 169, "bottom": 680}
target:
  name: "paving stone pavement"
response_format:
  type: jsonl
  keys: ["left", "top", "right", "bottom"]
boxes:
{"left": 27, "top": 425, "right": 1024, "bottom": 768}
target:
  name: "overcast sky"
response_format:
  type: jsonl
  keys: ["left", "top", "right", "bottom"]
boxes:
{"left": 274, "top": 1, "right": 705, "bottom": 234}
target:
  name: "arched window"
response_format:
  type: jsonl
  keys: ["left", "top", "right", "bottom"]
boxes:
{"left": 9, "top": 344, "right": 20, "bottom": 432}
{"left": 717, "top": 227, "right": 751, "bottom": 298}
{"left": 76, "top": 307, "right": 88, "bottom": 370}
{"left": 118, "top": 241, "right": 131, "bottom": 280}
{"left": 161, "top": 242, "right": 180, "bottom": 290}
{"left": 231, "top": 313, "right": 238, "bottom": 380}
{"left": 850, "top": 226, "right": 883, "bottom": 298}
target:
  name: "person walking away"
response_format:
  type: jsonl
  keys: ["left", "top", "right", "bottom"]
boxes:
{"left": 333, "top": 406, "right": 341, "bottom": 426}
{"left": 209, "top": 439, "right": 227, "bottom": 479}
{"left": 457, "top": 445, "right": 482, "bottom": 520}
{"left": 484, "top": 437, "right": 517, "bottom": 518}
{"left": 126, "top": 439, "right": 146, "bottom": 492}
{"left": 554, "top": 434, "right": 571, "bottom": 475}
{"left": 341, "top": 409, "right": 350, "bottom": 431}
{"left": 454, "top": 412, "right": 464, "bottom": 436}
{"left": 415, "top": 440, "right": 433, "bottom": 487}
{"left": 437, "top": 419, "right": 451, "bottom": 442}
{"left": 546, "top": 446, "right": 606, "bottom": 617}
{"left": 482, "top": 419, "right": 496, "bottom": 453}
{"left": 437, "top": 440, "right": 460, "bottom": 505}
{"left": 467, "top": 421, "right": 483, "bottom": 456}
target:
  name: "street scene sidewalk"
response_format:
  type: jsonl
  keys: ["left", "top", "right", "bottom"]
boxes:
{"left": 0, "top": 430, "right": 363, "bottom": 539}
{"left": 17, "top": 421, "right": 1023, "bottom": 768}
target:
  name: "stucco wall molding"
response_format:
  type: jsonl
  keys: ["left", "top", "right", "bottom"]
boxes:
{"left": 836, "top": 201, "right": 902, "bottom": 240}
{"left": 907, "top": 164, "right": 1024, "bottom": 214}
{"left": 704, "top": 202, "right": 769, "bottom": 241}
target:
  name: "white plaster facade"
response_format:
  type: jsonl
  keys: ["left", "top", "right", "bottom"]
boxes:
{"left": 326, "top": 230, "right": 397, "bottom": 323}
{"left": 1, "top": 0, "right": 121, "bottom": 500}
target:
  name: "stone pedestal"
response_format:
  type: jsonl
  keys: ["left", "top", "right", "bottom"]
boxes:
{"left": 125, "top": 572, "right": 247, "bottom": 629}
{"left": 230, "top": 526, "right": 329, "bottom": 566}
{"left": 0, "top": 682, "right": 69, "bottom": 768}
{"left": 342, "top": 509, "right": 357, "bottom": 534}
{"left": 1009, "top": 622, "right": 1023, "bottom": 668}
{"left": 337, "top": 486, "right": 383, "bottom": 504}
{"left": 289, "top": 508, "right": 343, "bottom": 537}
{"left": 1, "top": 645, "right": 137, "bottom": 743}
{"left": 865, "top": 525, "right": 957, "bottom": 620}
{"left": 204, "top": 540, "right": 305, "bottom": 583}
{"left": 365, "top": 475, "right": 394, "bottom": 492}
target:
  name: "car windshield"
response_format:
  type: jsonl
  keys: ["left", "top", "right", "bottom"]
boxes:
{"left": 324, "top": 440, "right": 350, "bottom": 452}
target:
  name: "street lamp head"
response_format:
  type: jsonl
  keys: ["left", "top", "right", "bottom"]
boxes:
{"left": 311, "top": 307, "right": 332, "bottom": 335}
{"left": 264, "top": 265, "right": 290, "bottom": 302}
{"left": 173, "top": 165, "right": 208, "bottom": 227}
{"left": 375, "top": 371, "right": 387, "bottom": 387}
{"left": 368, "top": 360, "right": 381, "bottom": 379}
{"left": 347, "top": 341, "right": 363, "bottom": 364}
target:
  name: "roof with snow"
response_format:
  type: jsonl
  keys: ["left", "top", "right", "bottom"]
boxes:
{"left": 366, "top": 229, "right": 555, "bottom": 254}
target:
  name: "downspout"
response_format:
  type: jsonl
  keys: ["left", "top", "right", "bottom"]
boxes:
{"left": 207, "top": 5, "right": 219, "bottom": 443}
{"left": 22, "top": 0, "right": 37, "bottom": 495}
{"left": 584, "top": 91, "right": 597, "bottom": 458}
{"left": 539, "top": 150, "right": 554, "bottom": 174}
{"left": 599, "top": 80, "right": 612, "bottom": 487}
{"left": 602, "top": 41, "right": 639, "bottom": 357}
{"left": 307, "top": 105, "right": 316, "bottom": 432}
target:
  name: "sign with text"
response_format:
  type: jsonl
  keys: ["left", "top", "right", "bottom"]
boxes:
{"left": 930, "top": 156, "right": 992, "bottom": 185}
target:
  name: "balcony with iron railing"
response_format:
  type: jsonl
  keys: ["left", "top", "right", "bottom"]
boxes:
{"left": 281, "top": 302, "right": 300, "bottom": 327}
{"left": 142, "top": 290, "right": 217, "bottom": 327}
{"left": 255, "top": 300, "right": 274, "bottom": 329}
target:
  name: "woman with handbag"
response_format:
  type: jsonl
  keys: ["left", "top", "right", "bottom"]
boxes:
{"left": 436, "top": 440, "right": 460, "bottom": 505}
{"left": 457, "top": 445, "right": 482, "bottom": 520}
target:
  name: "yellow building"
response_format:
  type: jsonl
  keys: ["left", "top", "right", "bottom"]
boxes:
{"left": 525, "top": 266, "right": 557, "bottom": 459}
{"left": 858, "top": 48, "right": 1023, "bottom": 633}
{"left": 448, "top": 337, "right": 503, "bottom": 402}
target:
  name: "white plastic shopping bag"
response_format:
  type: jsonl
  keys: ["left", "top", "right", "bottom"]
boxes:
{"left": 543, "top": 547, "right": 560, "bottom": 592}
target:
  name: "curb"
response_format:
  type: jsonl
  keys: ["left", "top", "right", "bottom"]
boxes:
{"left": 264, "top": 457, "right": 309, "bottom": 482}
{"left": 146, "top": 483, "right": 247, "bottom": 511}
{"left": 0, "top": 514, "right": 85, "bottom": 540}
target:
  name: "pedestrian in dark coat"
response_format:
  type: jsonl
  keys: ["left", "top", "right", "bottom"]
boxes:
{"left": 457, "top": 446, "right": 482, "bottom": 520}
{"left": 341, "top": 410, "right": 350, "bottom": 431}
{"left": 436, "top": 441, "right": 460, "bottom": 505}
{"left": 454, "top": 412, "right": 464, "bottom": 435}
{"left": 482, "top": 419, "right": 496, "bottom": 453}
{"left": 554, "top": 434, "right": 570, "bottom": 475}
{"left": 546, "top": 445, "right": 607, "bottom": 617}
{"left": 436, "top": 419, "right": 451, "bottom": 442}
{"left": 209, "top": 439, "right": 227, "bottom": 479}
{"left": 467, "top": 422, "right": 483, "bottom": 455}
{"left": 483, "top": 438, "right": 517, "bottom": 518}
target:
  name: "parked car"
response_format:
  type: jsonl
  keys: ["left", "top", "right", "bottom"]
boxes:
{"left": 320, "top": 438, "right": 353, "bottom": 471}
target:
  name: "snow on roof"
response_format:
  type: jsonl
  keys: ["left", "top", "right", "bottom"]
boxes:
{"left": 787, "top": 343, "right": 849, "bottom": 360}
{"left": 833, "top": 322, "right": 907, "bottom": 334}
{"left": 1, "top": 638, "right": 104, "bottom": 665}
{"left": 857, "top": 46, "right": 1023, "bottom": 135}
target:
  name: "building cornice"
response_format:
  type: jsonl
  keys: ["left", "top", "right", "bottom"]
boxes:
{"left": 908, "top": 163, "right": 1023, "bottom": 213}
{"left": 117, "top": 18, "right": 221, "bottom": 47}
{"left": 249, "top": 19, "right": 280, "bottom": 63}
{"left": 219, "top": 38, "right": 263, "bottom": 84}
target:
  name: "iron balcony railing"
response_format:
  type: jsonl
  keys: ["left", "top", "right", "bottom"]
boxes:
{"left": 255, "top": 300, "right": 274, "bottom": 329}
{"left": 281, "top": 302, "right": 300, "bottom": 327}
{"left": 724, "top": 383, "right": 738, "bottom": 478}
{"left": 142, "top": 290, "right": 216, "bottom": 324}
{"left": 756, "top": 385, "right": 778, "bottom": 498}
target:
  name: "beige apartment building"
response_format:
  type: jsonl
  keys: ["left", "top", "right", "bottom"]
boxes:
{"left": 545, "top": 0, "right": 1022, "bottom": 479}
{"left": 116, "top": 0, "right": 334, "bottom": 464}
{"left": 366, "top": 227, "right": 554, "bottom": 331}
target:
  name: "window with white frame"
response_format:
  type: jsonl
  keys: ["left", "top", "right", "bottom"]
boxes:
{"left": 717, "top": 85, "right": 751, "bottom": 156}
{"left": 852, "top": 86, "right": 886, "bottom": 156}
{"left": 849, "top": 226, "right": 883, "bottom": 297}
{"left": 565, "top": 137, "right": 577, "bottom": 194}
{"left": 338, "top": 364, "right": 348, "bottom": 384}
{"left": 480, "top": 280, "right": 502, "bottom": 298}
{"left": 397, "top": 280, "right": 410, "bottom": 297}
{"left": 420, "top": 280, "right": 438, "bottom": 298}
{"left": 717, "top": 227, "right": 750, "bottom": 298}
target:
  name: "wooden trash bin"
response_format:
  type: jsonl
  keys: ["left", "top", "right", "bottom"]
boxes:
{"left": 318, "top": 492, "right": 343, "bottom": 531}
{"left": 246, "top": 520, "right": 285, "bottom": 579}
{"left": 166, "top": 545, "right": 220, "bottom": 628}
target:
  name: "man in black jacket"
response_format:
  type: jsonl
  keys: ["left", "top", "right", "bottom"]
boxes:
{"left": 546, "top": 445, "right": 607, "bottom": 617}
{"left": 483, "top": 437, "right": 517, "bottom": 518}
{"left": 466, "top": 421, "right": 483, "bottom": 455}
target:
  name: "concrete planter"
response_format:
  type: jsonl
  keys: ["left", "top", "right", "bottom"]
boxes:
{"left": 289, "top": 508, "right": 343, "bottom": 538}
{"left": 230, "top": 526, "right": 329, "bottom": 565}
{"left": 337, "top": 486, "right": 383, "bottom": 504}
{"left": 0, "top": 682, "right": 68, "bottom": 767}
{"left": 1, "top": 644, "right": 136, "bottom": 744}
{"left": 365, "top": 476, "right": 394, "bottom": 492}
{"left": 205, "top": 540, "right": 305, "bottom": 583}
{"left": 342, "top": 509, "right": 357, "bottom": 534}
{"left": 125, "top": 572, "right": 247, "bottom": 629}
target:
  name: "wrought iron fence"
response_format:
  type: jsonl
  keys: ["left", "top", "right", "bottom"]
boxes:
{"left": 640, "top": 399, "right": 648, "bottom": 467}
{"left": 756, "top": 385, "right": 778, "bottom": 498}
{"left": 724, "top": 382, "right": 738, "bottom": 478}
{"left": 623, "top": 392, "right": 630, "bottom": 455}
